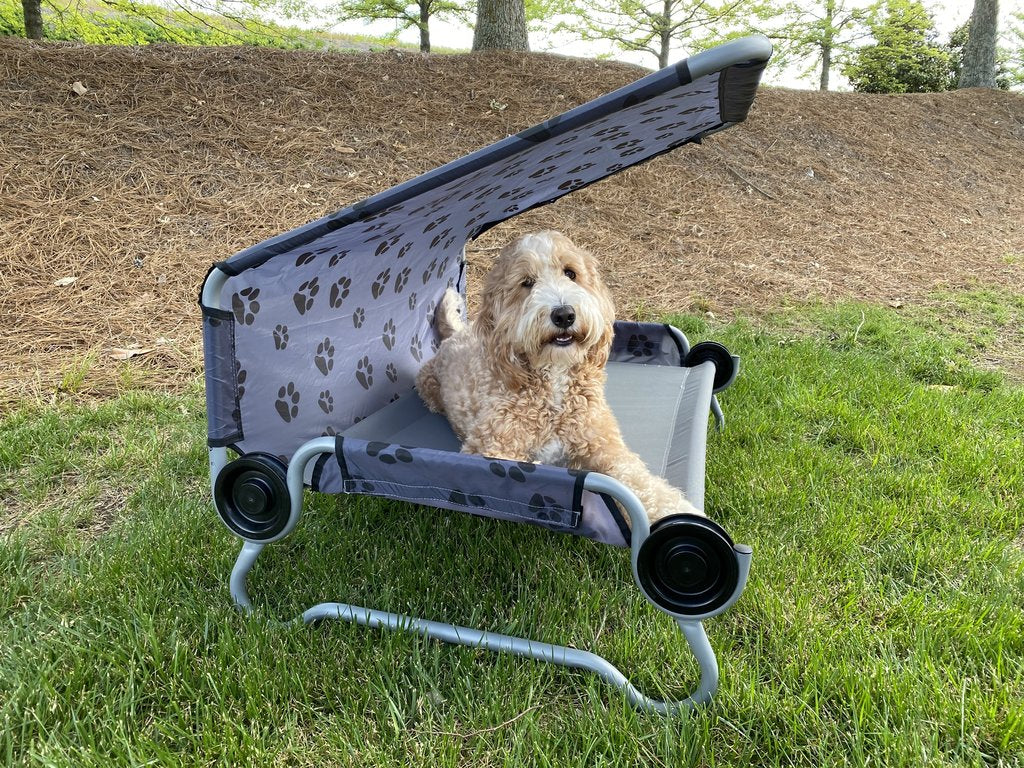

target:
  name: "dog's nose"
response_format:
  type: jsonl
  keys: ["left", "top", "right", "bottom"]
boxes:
{"left": 550, "top": 305, "right": 576, "bottom": 329}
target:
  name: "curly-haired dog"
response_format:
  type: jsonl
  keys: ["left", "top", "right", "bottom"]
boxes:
{"left": 416, "top": 230, "right": 701, "bottom": 525}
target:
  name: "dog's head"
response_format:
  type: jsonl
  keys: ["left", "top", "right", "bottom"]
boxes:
{"left": 476, "top": 231, "right": 615, "bottom": 387}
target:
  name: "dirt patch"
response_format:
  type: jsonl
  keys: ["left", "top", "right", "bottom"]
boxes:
{"left": 1, "top": 39, "right": 1022, "bottom": 404}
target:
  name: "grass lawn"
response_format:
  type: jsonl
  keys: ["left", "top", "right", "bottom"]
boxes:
{"left": 1, "top": 295, "right": 1022, "bottom": 767}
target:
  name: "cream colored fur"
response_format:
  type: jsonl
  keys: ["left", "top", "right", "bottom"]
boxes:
{"left": 416, "top": 231, "right": 702, "bottom": 525}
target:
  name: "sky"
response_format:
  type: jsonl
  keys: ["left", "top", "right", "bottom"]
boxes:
{"left": 312, "top": 0, "right": 1023, "bottom": 90}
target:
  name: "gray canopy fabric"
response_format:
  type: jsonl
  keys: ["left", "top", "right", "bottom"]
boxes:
{"left": 200, "top": 37, "right": 771, "bottom": 546}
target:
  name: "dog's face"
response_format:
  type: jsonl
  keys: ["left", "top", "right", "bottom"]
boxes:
{"left": 478, "top": 231, "right": 615, "bottom": 385}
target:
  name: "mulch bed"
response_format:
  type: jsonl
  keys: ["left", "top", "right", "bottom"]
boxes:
{"left": 2, "top": 38, "right": 1022, "bottom": 404}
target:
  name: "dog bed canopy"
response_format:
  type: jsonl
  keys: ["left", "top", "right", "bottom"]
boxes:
{"left": 202, "top": 35, "right": 772, "bottom": 714}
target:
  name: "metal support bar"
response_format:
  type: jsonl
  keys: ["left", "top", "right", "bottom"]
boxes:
{"left": 221, "top": 437, "right": 750, "bottom": 714}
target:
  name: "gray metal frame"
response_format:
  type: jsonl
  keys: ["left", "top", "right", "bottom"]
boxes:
{"left": 223, "top": 437, "right": 751, "bottom": 714}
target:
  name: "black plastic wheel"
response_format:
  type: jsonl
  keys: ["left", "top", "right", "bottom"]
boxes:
{"left": 683, "top": 341, "right": 735, "bottom": 392}
{"left": 214, "top": 453, "right": 291, "bottom": 541}
{"left": 636, "top": 514, "right": 740, "bottom": 616}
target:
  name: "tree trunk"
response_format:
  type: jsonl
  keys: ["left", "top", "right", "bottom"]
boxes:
{"left": 819, "top": 0, "right": 835, "bottom": 91}
{"left": 819, "top": 43, "right": 831, "bottom": 90}
{"left": 958, "top": 0, "right": 999, "bottom": 88}
{"left": 419, "top": 0, "right": 430, "bottom": 53}
{"left": 21, "top": 0, "right": 44, "bottom": 39}
{"left": 658, "top": 0, "right": 670, "bottom": 69}
{"left": 472, "top": 0, "right": 528, "bottom": 52}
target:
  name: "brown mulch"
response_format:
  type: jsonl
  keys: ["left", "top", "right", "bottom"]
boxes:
{"left": 1, "top": 39, "right": 1023, "bottom": 406}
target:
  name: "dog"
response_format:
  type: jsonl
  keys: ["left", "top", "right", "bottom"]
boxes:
{"left": 415, "top": 231, "right": 702, "bottom": 525}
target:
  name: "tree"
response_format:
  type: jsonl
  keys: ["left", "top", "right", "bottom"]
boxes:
{"left": 843, "top": 0, "right": 952, "bottom": 93}
{"left": 334, "top": 0, "right": 468, "bottom": 52}
{"left": 554, "top": 0, "right": 749, "bottom": 69}
{"left": 765, "top": 0, "right": 875, "bottom": 90}
{"left": 472, "top": 0, "right": 528, "bottom": 50}
{"left": 20, "top": 0, "right": 43, "bottom": 38}
{"left": 958, "top": 0, "right": 999, "bottom": 88}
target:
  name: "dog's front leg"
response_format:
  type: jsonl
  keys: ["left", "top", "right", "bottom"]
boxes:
{"left": 570, "top": 413, "right": 703, "bottom": 525}
{"left": 459, "top": 407, "right": 536, "bottom": 464}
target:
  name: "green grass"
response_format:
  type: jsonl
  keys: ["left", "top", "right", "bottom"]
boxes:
{"left": 1, "top": 299, "right": 1022, "bottom": 767}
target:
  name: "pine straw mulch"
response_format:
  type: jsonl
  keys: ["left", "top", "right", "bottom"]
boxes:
{"left": 2, "top": 38, "right": 1023, "bottom": 407}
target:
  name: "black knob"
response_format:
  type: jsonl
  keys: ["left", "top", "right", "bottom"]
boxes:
{"left": 214, "top": 454, "right": 291, "bottom": 541}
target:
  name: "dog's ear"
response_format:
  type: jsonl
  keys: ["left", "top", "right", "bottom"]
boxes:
{"left": 476, "top": 259, "right": 533, "bottom": 392}
{"left": 581, "top": 246, "right": 617, "bottom": 372}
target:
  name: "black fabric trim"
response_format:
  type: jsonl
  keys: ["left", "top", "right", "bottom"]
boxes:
{"left": 207, "top": 435, "right": 240, "bottom": 448}
{"left": 213, "top": 259, "right": 241, "bottom": 278}
{"left": 311, "top": 452, "right": 331, "bottom": 492}
{"left": 664, "top": 323, "right": 686, "bottom": 363}
{"left": 335, "top": 435, "right": 352, "bottom": 492}
{"left": 201, "top": 305, "right": 233, "bottom": 321}
{"left": 675, "top": 60, "right": 692, "bottom": 86}
{"left": 601, "top": 493, "right": 633, "bottom": 545}
{"left": 717, "top": 59, "right": 768, "bottom": 124}
{"left": 571, "top": 470, "right": 588, "bottom": 513}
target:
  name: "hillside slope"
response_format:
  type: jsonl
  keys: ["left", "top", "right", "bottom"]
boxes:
{"left": 1, "top": 39, "right": 1023, "bottom": 401}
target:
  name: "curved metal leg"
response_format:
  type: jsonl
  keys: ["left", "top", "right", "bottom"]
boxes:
{"left": 217, "top": 436, "right": 749, "bottom": 714}
{"left": 711, "top": 395, "right": 725, "bottom": 432}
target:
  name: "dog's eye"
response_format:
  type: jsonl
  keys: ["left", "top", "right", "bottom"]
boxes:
{"left": 563, "top": 268, "right": 577, "bottom": 281}
{"left": 520, "top": 278, "right": 535, "bottom": 289}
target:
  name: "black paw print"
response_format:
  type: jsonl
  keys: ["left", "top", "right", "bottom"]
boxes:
{"left": 528, "top": 165, "right": 557, "bottom": 179}
{"left": 352, "top": 307, "right": 365, "bottom": 328}
{"left": 295, "top": 251, "right": 315, "bottom": 267}
{"left": 315, "top": 337, "right": 335, "bottom": 375}
{"left": 235, "top": 362, "right": 247, "bottom": 399}
{"left": 422, "top": 258, "right": 438, "bottom": 285}
{"left": 330, "top": 276, "right": 351, "bottom": 309}
{"left": 293, "top": 278, "right": 319, "bottom": 315}
{"left": 386, "top": 363, "right": 398, "bottom": 383}
{"left": 558, "top": 178, "right": 585, "bottom": 192}
{"left": 529, "top": 493, "right": 568, "bottom": 525}
{"left": 366, "top": 442, "right": 414, "bottom": 465}
{"left": 490, "top": 461, "right": 535, "bottom": 482}
{"left": 408, "top": 292, "right": 417, "bottom": 311}
{"left": 371, "top": 269, "right": 391, "bottom": 299}
{"left": 356, "top": 356, "right": 373, "bottom": 389}
{"left": 409, "top": 334, "right": 422, "bottom": 362}
{"left": 449, "top": 490, "right": 486, "bottom": 508}
{"left": 627, "top": 334, "right": 655, "bottom": 358}
{"left": 382, "top": 319, "right": 396, "bottom": 350}
{"left": 606, "top": 163, "right": 625, "bottom": 174}
{"left": 394, "top": 267, "right": 411, "bottom": 294}
{"left": 318, "top": 390, "right": 334, "bottom": 414}
{"left": 423, "top": 214, "right": 450, "bottom": 233}
{"left": 273, "top": 324, "right": 289, "bottom": 350}
{"left": 322, "top": 425, "right": 337, "bottom": 437}
{"left": 231, "top": 287, "right": 260, "bottom": 326}
{"left": 328, "top": 250, "right": 349, "bottom": 268}
{"left": 275, "top": 382, "right": 300, "bottom": 422}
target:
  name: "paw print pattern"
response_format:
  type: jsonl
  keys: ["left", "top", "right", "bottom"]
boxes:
{"left": 382, "top": 319, "right": 396, "bottom": 350}
{"left": 231, "top": 287, "right": 260, "bottom": 326}
{"left": 294, "top": 251, "right": 315, "bottom": 267}
{"left": 371, "top": 269, "right": 391, "bottom": 299}
{"left": 489, "top": 461, "right": 535, "bottom": 482}
{"left": 328, "top": 250, "right": 349, "bottom": 268}
{"left": 408, "top": 292, "right": 417, "bottom": 311}
{"left": 529, "top": 493, "right": 568, "bottom": 525}
{"left": 422, "top": 258, "right": 437, "bottom": 285}
{"left": 627, "top": 334, "right": 656, "bottom": 358}
{"left": 273, "top": 324, "right": 289, "bottom": 350}
{"left": 235, "top": 362, "right": 247, "bottom": 400}
{"left": 318, "top": 390, "right": 334, "bottom": 414}
{"left": 330, "top": 276, "right": 351, "bottom": 309}
{"left": 352, "top": 307, "right": 365, "bottom": 328}
{"left": 355, "top": 356, "right": 374, "bottom": 390}
{"left": 385, "top": 363, "right": 398, "bottom": 383}
{"left": 366, "top": 442, "right": 414, "bottom": 464}
{"left": 450, "top": 491, "right": 487, "bottom": 508}
{"left": 394, "top": 267, "right": 411, "bottom": 294}
{"left": 315, "top": 337, "right": 335, "bottom": 376}
{"left": 293, "top": 278, "right": 319, "bottom": 315}
{"left": 275, "top": 383, "right": 300, "bottom": 423}
{"left": 409, "top": 334, "right": 423, "bottom": 363}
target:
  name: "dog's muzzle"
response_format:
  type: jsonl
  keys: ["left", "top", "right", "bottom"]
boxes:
{"left": 550, "top": 305, "right": 576, "bottom": 346}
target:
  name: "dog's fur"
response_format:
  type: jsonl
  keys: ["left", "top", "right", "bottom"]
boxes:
{"left": 416, "top": 231, "right": 701, "bottom": 524}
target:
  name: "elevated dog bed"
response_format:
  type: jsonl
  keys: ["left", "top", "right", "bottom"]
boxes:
{"left": 201, "top": 35, "right": 772, "bottom": 714}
